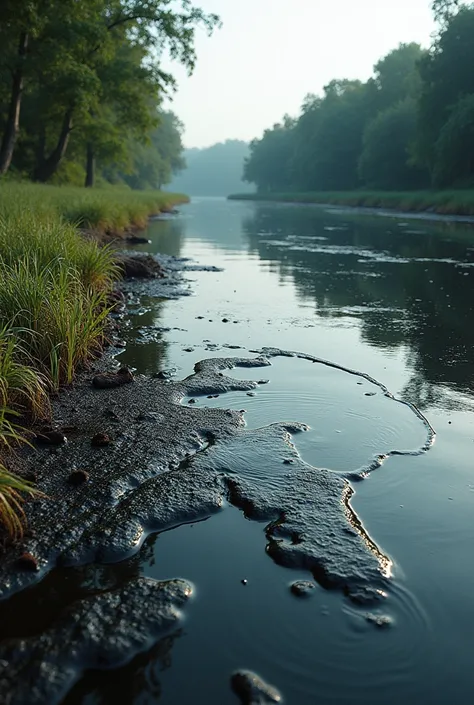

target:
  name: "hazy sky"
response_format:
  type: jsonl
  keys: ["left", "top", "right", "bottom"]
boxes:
{"left": 163, "top": 0, "right": 436, "bottom": 148}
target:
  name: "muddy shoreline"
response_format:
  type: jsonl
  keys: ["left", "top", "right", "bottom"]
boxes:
{"left": 0, "top": 226, "right": 433, "bottom": 704}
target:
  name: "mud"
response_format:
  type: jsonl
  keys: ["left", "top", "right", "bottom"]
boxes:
{"left": 0, "top": 577, "right": 191, "bottom": 705}
{"left": 0, "top": 250, "right": 436, "bottom": 703}
{"left": 231, "top": 670, "right": 282, "bottom": 704}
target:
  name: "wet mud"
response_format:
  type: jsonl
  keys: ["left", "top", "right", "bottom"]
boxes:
{"left": 0, "top": 249, "right": 436, "bottom": 703}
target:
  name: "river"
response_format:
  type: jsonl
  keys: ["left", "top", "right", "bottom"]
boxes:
{"left": 71, "top": 197, "right": 473, "bottom": 704}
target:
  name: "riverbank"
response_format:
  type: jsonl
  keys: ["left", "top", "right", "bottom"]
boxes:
{"left": 228, "top": 190, "right": 474, "bottom": 217}
{"left": 0, "top": 184, "right": 187, "bottom": 540}
{"left": 0, "top": 182, "right": 189, "bottom": 238}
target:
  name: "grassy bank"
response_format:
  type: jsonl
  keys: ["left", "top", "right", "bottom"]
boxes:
{"left": 228, "top": 190, "right": 474, "bottom": 216}
{"left": 0, "top": 184, "right": 187, "bottom": 540}
{"left": 0, "top": 183, "right": 188, "bottom": 235}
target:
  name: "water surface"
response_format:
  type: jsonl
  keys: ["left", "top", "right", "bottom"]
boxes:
{"left": 100, "top": 199, "right": 474, "bottom": 703}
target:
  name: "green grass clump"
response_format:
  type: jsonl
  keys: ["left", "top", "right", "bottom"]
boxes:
{"left": 0, "top": 326, "right": 48, "bottom": 540}
{"left": 0, "top": 213, "right": 114, "bottom": 537}
{"left": 0, "top": 182, "right": 188, "bottom": 234}
{"left": 0, "top": 221, "right": 114, "bottom": 534}
{"left": 0, "top": 182, "right": 189, "bottom": 538}
{"left": 228, "top": 190, "right": 474, "bottom": 216}
{"left": 0, "top": 466, "right": 42, "bottom": 541}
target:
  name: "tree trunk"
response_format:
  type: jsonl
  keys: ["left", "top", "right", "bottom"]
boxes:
{"left": 35, "top": 122, "right": 46, "bottom": 168}
{"left": 84, "top": 143, "right": 94, "bottom": 187}
{"left": 34, "top": 108, "right": 73, "bottom": 182}
{"left": 0, "top": 32, "right": 28, "bottom": 175}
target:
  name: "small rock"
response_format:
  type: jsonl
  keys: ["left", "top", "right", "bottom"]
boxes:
{"left": 17, "top": 553, "right": 39, "bottom": 572}
{"left": 183, "top": 348, "right": 194, "bottom": 353}
{"left": 196, "top": 316, "right": 205, "bottom": 320}
{"left": 155, "top": 368, "right": 177, "bottom": 380}
{"left": 126, "top": 235, "right": 151, "bottom": 245}
{"left": 117, "top": 254, "right": 164, "bottom": 279}
{"left": 241, "top": 579, "right": 248, "bottom": 586}
{"left": 222, "top": 318, "right": 230, "bottom": 323}
{"left": 188, "top": 398, "right": 197, "bottom": 404}
{"left": 231, "top": 670, "right": 282, "bottom": 704}
{"left": 68, "top": 470, "right": 90, "bottom": 486}
{"left": 35, "top": 430, "right": 67, "bottom": 446}
{"left": 91, "top": 433, "right": 112, "bottom": 448}
{"left": 92, "top": 367, "right": 134, "bottom": 389}
{"left": 365, "top": 613, "right": 393, "bottom": 629}
{"left": 283, "top": 459, "right": 295, "bottom": 465}
{"left": 290, "top": 581, "right": 317, "bottom": 597}
{"left": 246, "top": 392, "right": 256, "bottom": 397}
{"left": 365, "top": 392, "right": 376, "bottom": 397}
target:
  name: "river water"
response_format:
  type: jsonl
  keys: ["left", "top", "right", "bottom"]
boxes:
{"left": 74, "top": 198, "right": 473, "bottom": 704}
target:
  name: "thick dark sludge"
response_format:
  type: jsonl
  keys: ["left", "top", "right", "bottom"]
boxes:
{"left": 0, "top": 342, "right": 435, "bottom": 704}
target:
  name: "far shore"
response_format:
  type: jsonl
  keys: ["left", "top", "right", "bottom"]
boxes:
{"left": 228, "top": 191, "right": 474, "bottom": 222}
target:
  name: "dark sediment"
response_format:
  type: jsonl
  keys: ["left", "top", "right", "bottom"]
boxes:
{"left": 231, "top": 670, "right": 282, "bottom": 704}
{"left": 0, "top": 247, "right": 436, "bottom": 703}
{"left": 0, "top": 577, "right": 191, "bottom": 705}
{"left": 117, "top": 253, "right": 165, "bottom": 279}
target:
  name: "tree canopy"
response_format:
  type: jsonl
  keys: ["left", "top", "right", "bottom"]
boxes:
{"left": 0, "top": 0, "right": 220, "bottom": 187}
{"left": 244, "top": 4, "right": 474, "bottom": 192}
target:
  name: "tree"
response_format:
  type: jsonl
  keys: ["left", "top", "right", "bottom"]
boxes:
{"left": 416, "top": 6, "right": 474, "bottom": 179}
{"left": 169, "top": 140, "right": 253, "bottom": 196}
{"left": 432, "top": 0, "right": 460, "bottom": 24}
{"left": 244, "top": 117, "right": 297, "bottom": 193}
{"left": 119, "top": 111, "right": 186, "bottom": 190}
{"left": 359, "top": 99, "right": 428, "bottom": 189}
{"left": 371, "top": 43, "right": 424, "bottom": 112}
{"left": 0, "top": 0, "right": 220, "bottom": 181}
{"left": 0, "top": 0, "right": 47, "bottom": 174}
{"left": 433, "top": 94, "right": 474, "bottom": 186}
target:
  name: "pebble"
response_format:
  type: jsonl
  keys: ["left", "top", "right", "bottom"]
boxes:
{"left": 68, "top": 470, "right": 90, "bottom": 486}
{"left": 17, "top": 553, "right": 39, "bottom": 572}
{"left": 290, "top": 581, "right": 317, "bottom": 597}
{"left": 91, "top": 433, "right": 112, "bottom": 448}
{"left": 35, "top": 430, "right": 67, "bottom": 446}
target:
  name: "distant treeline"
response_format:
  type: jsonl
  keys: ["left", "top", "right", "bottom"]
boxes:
{"left": 169, "top": 140, "right": 255, "bottom": 196}
{"left": 244, "top": 1, "right": 474, "bottom": 193}
{"left": 0, "top": 1, "right": 220, "bottom": 188}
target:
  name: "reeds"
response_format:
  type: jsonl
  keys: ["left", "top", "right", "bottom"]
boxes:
{"left": 0, "top": 182, "right": 187, "bottom": 538}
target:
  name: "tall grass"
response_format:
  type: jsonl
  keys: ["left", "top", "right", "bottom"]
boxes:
{"left": 0, "top": 182, "right": 188, "bottom": 234}
{"left": 228, "top": 190, "right": 474, "bottom": 216}
{"left": 0, "top": 181, "right": 187, "bottom": 538}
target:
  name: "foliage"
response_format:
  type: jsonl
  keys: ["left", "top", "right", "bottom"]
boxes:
{"left": 359, "top": 99, "right": 428, "bottom": 190}
{"left": 243, "top": 5, "right": 474, "bottom": 195}
{"left": 0, "top": 182, "right": 186, "bottom": 537}
{"left": 169, "top": 140, "right": 254, "bottom": 196}
{"left": 0, "top": 0, "right": 220, "bottom": 185}
{"left": 244, "top": 118, "right": 297, "bottom": 193}
{"left": 244, "top": 45, "right": 426, "bottom": 193}
{"left": 0, "top": 466, "right": 41, "bottom": 540}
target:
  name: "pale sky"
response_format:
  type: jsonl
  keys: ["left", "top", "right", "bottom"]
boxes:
{"left": 163, "top": 0, "right": 436, "bottom": 148}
